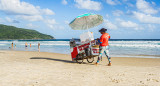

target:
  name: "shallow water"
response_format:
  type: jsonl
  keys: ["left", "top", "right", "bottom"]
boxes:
{"left": 0, "top": 39, "right": 160, "bottom": 58}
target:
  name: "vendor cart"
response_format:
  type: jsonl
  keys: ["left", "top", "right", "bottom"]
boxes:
{"left": 70, "top": 37, "right": 99, "bottom": 64}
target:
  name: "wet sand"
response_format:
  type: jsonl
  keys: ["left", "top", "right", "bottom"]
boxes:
{"left": 0, "top": 50, "right": 160, "bottom": 86}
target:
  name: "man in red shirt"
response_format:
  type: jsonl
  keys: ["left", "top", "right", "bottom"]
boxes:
{"left": 95, "top": 28, "right": 111, "bottom": 66}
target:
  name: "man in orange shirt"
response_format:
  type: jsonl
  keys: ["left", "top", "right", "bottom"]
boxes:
{"left": 95, "top": 28, "right": 111, "bottom": 66}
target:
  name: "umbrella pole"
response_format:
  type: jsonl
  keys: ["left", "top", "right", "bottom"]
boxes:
{"left": 87, "top": 25, "right": 93, "bottom": 55}
{"left": 85, "top": 16, "right": 93, "bottom": 55}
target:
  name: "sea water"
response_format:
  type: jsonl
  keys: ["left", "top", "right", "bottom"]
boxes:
{"left": 0, "top": 39, "right": 160, "bottom": 58}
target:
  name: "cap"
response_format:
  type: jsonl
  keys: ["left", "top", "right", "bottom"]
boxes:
{"left": 99, "top": 28, "right": 107, "bottom": 32}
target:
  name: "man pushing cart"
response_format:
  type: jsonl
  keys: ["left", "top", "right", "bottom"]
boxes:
{"left": 95, "top": 28, "right": 111, "bottom": 66}
{"left": 69, "top": 13, "right": 111, "bottom": 66}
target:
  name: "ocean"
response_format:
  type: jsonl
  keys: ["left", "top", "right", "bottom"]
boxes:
{"left": 0, "top": 39, "right": 160, "bottom": 58}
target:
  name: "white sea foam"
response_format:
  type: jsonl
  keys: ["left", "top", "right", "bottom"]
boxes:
{"left": 15, "top": 41, "right": 70, "bottom": 46}
{"left": 0, "top": 44, "right": 6, "bottom": 46}
{"left": 1, "top": 41, "right": 160, "bottom": 48}
{"left": 110, "top": 44, "right": 160, "bottom": 48}
{"left": 109, "top": 41, "right": 160, "bottom": 48}
{"left": 109, "top": 41, "right": 160, "bottom": 43}
{"left": 19, "top": 44, "right": 69, "bottom": 46}
{"left": 0, "top": 41, "right": 12, "bottom": 43}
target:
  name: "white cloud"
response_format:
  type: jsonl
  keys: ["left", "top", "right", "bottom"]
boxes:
{"left": 112, "top": 10, "right": 123, "bottom": 16}
{"left": 27, "top": 23, "right": 39, "bottom": 28}
{"left": 120, "top": 21, "right": 138, "bottom": 28}
{"left": 0, "top": 18, "right": 4, "bottom": 23}
{"left": 136, "top": 0, "right": 158, "bottom": 14}
{"left": 5, "top": 17, "right": 19, "bottom": 23}
{"left": 5, "top": 17, "right": 12, "bottom": 22}
{"left": 151, "top": 1, "right": 156, "bottom": 6}
{"left": 106, "top": 0, "right": 120, "bottom": 5}
{"left": 56, "top": 26, "right": 65, "bottom": 30}
{"left": 0, "top": 0, "right": 55, "bottom": 21}
{"left": 0, "top": 0, "right": 40, "bottom": 15}
{"left": 45, "top": 19, "right": 57, "bottom": 29}
{"left": 45, "top": 19, "right": 57, "bottom": 25}
{"left": 122, "top": 0, "right": 128, "bottom": 2}
{"left": 116, "top": 18, "right": 143, "bottom": 30}
{"left": 147, "top": 24, "right": 156, "bottom": 31}
{"left": 133, "top": 11, "right": 160, "bottom": 24}
{"left": 126, "top": 3, "right": 134, "bottom": 7}
{"left": 64, "top": 20, "right": 69, "bottom": 24}
{"left": 0, "top": 0, "right": 54, "bottom": 15}
{"left": 104, "top": 19, "right": 117, "bottom": 30}
{"left": 41, "top": 8, "right": 55, "bottom": 15}
{"left": 74, "top": 0, "right": 101, "bottom": 11}
{"left": 62, "top": 0, "right": 67, "bottom": 5}
{"left": 106, "top": 14, "right": 109, "bottom": 18}
{"left": 16, "top": 15, "right": 43, "bottom": 21}
{"left": 106, "top": 0, "right": 116, "bottom": 5}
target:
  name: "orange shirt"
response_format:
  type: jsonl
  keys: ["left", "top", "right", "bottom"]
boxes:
{"left": 100, "top": 33, "right": 110, "bottom": 46}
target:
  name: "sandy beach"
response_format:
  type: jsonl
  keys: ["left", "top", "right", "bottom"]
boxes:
{"left": 0, "top": 50, "right": 160, "bottom": 86}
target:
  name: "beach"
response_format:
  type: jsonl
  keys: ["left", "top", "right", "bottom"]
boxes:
{"left": 0, "top": 50, "right": 160, "bottom": 86}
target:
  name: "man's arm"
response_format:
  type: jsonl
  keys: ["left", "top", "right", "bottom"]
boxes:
{"left": 109, "top": 35, "right": 110, "bottom": 40}
{"left": 99, "top": 36, "right": 103, "bottom": 44}
{"left": 98, "top": 39, "right": 102, "bottom": 44}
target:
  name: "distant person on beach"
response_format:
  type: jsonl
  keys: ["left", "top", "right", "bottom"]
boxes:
{"left": 11, "top": 42, "right": 13, "bottom": 48}
{"left": 30, "top": 43, "right": 31, "bottom": 47}
{"left": 38, "top": 42, "right": 40, "bottom": 52}
{"left": 15, "top": 44, "right": 16, "bottom": 48}
{"left": 25, "top": 42, "right": 28, "bottom": 49}
{"left": 95, "top": 28, "right": 111, "bottom": 66}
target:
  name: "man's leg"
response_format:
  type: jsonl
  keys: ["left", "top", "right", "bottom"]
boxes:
{"left": 97, "top": 53, "right": 102, "bottom": 63}
{"left": 104, "top": 50, "right": 111, "bottom": 63}
{"left": 96, "top": 46, "right": 104, "bottom": 64}
{"left": 104, "top": 46, "right": 111, "bottom": 66}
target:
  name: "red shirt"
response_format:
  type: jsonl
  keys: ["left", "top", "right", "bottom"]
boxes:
{"left": 100, "top": 33, "right": 110, "bottom": 46}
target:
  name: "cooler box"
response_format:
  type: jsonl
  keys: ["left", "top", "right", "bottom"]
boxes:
{"left": 92, "top": 45, "right": 99, "bottom": 55}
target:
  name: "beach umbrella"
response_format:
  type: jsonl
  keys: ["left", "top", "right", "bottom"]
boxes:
{"left": 69, "top": 13, "right": 103, "bottom": 30}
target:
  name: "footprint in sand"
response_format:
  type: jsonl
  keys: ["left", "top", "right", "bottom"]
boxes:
{"left": 146, "top": 79, "right": 150, "bottom": 81}
{"left": 117, "top": 73, "right": 125, "bottom": 76}
{"left": 111, "top": 78, "right": 121, "bottom": 83}
{"left": 148, "top": 73, "right": 155, "bottom": 76}
{"left": 146, "top": 78, "right": 159, "bottom": 82}
{"left": 139, "top": 81, "right": 144, "bottom": 84}
{"left": 152, "top": 79, "right": 159, "bottom": 82}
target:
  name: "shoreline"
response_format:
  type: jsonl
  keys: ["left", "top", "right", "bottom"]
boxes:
{"left": 1, "top": 49, "right": 160, "bottom": 59}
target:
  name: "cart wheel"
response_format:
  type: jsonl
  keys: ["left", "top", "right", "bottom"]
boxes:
{"left": 76, "top": 54, "right": 84, "bottom": 64}
{"left": 87, "top": 56, "right": 94, "bottom": 63}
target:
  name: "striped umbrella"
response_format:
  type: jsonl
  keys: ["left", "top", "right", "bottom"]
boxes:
{"left": 69, "top": 13, "right": 103, "bottom": 30}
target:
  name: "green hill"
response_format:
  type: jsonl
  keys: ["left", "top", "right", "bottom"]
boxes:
{"left": 0, "top": 24, "right": 54, "bottom": 40}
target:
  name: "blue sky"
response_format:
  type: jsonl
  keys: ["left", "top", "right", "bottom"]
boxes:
{"left": 0, "top": 0, "right": 160, "bottom": 39}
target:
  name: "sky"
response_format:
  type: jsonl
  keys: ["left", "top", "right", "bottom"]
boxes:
{"left": 0, "top": 0, "right": 160, "bottom": 39}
